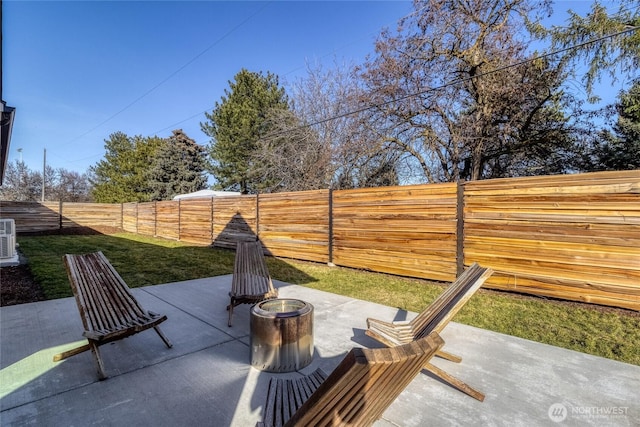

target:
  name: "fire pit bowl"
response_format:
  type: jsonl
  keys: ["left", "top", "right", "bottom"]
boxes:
{"left": 250, "top": 298, "right": 314, "bottom": 372}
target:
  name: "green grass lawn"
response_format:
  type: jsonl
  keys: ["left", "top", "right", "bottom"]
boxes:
{"left": 16, "top": 232, "right": 640, "bottom": 366}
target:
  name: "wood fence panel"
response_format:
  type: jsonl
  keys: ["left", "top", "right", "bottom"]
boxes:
{"left": 332, "top": 184, "right": 459, "bottom": 282}
{"left": 212, "top": 196, "right": 257, "bottom": 249}
{"left": 122, "top": 203, "right": 137, "bottom": 233}
{"left": 2, "top": 170, "right": 638, "bottom": 311}
{"left": 258, "top": 190, "right": 329, "bottom": 263}
{"left": 464, "top": 170, "right": 640, "bottom": 310}
{"left": 136, "top": 202, "right": 156, "bottom": 236}
{"left": 0, "top": 201, "right": 60, "bottom": 232}
{"left": 179, "top": 198, "right": 213, "bottom": 245}
{"left": 61, "top": 203, "right": 121, "bottom": 229}
{"left": 156, "top": 201, "right": 179, "bottom": 240}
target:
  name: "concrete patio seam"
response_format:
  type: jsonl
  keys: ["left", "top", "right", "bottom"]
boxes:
{"left": 139, "top": 286, "right": 243, "bottom": 341}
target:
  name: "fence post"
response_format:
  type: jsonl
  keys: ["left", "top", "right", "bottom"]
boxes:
{"left": 210, "top": 197, "right": 214, "bottom": 244}
{"left": 256, "top": 193, "right": 260, "bottom": 241}
{"left": 456, "top": 181, "right": 465, "bottom": 276}
{"left": 154, "top": 201, "right": 157, "bottom": 237}
{"left": 328, "top": 188, "right": 334, "bottom": 266}
{"left": 59, "top": 200, "right": 63, "bottom": 231}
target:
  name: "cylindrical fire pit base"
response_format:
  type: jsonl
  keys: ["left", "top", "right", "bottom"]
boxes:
{"left": 250, "top": 299, "right": 314, "bottom": 372}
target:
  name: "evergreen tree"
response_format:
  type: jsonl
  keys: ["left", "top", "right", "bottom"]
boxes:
{"left": 535, "top": 0, "right": 640, "bottom": 99}
{"left": 90, "top": 132, "right": 164, "bottom": 203}
{"left": 201, "top": 69, "right": 289, "bottom": 193}
{"left": 589, "top": 80, "right": 640, "bottom": 170}
{"left": 148, "top": 129, "right": 208, "bottom": 201}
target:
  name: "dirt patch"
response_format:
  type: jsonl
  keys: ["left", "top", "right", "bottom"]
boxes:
{"left": 476, "top": 286, "right": 640, "bottom": 318}
{"left": 0, "top": 263, "right": 46, "bottom": 306}
{"left": 19, "top": 225, "right": 123, "bottom": 236}
{"left": 0, "top": 226, "right": 121, "bottom": 307}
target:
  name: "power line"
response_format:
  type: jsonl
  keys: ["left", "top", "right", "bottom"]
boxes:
{"left": 63, "top": 2, "right": 272, "bottom": 147}
{"left": 264, "top": 25, "right": 639, "bottom": 137}
{"left": 154, "top": 10, "right": 640, "bottom": 144}
{"left": 63, "top": 7, "right": 640, "bottom": 166}
{"left": 149, "top": 3, "right": 421, "bottom": 137}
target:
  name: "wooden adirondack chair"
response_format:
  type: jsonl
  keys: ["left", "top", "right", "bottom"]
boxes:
{"left": 227, "top": 240, "right": 278, "bottom": 326}
{"left": 257, "top": 331, "right": 445, "bottom": 427}
{"left": 53, "top": 251, "right": 172, "bottom": 380}
{"left": 365, "top": 262, "right": 493, "bottom": 401}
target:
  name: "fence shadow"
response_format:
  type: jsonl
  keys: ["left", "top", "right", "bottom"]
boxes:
{"left": 211, "top": 212, "right": 316, "bottom": 286}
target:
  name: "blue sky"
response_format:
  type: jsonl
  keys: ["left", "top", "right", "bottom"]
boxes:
{"left": 2, "top": 1, "right": 626, "bottom": 176}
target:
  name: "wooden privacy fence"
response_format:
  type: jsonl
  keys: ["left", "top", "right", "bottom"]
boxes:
{"left": 332, "top": 184, "right": 459, "bottom": 282}
{"left": 0, "top": 201, "right": 122, "bottom": 232}
{"left": 463, "top": 172, "right": 640, "bottom": 309}
{"left": 1, "top": 170, "right": 638, "bottom": 310}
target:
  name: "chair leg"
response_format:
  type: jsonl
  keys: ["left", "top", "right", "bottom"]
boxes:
{"left": 89, "top": 341, "right": 108, "bottom": 380}
{"left": 228, "top": 300, "right": 235, "bottom": 327}
{"left": 424, "top": 362, "right": 485, "bottom": 402}
{"left": 154, "top": 326, "right": 173, "bottom": 348}
{"left": 53, "top": 342, "right": 91, "bottom": 362}
{"left": 436, "top": 349, "right": 462, "bottom": 363}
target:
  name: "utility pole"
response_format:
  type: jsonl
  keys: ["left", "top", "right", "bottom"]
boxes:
{"left": 42, "top": 148, "right": 46, "bottom": 202}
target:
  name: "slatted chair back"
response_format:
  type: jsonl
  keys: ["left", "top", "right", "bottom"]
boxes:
{"left": 228, "top": 240, "right": 278, "bottom": 326}
{"left": 364, "top": 263, "right": 493, "bottom": 402}
{"left": 65, "top": 252, "right": 156, "bottom": 340}
{"left": 232, "top": 240, "right": 276, "bottom": 298}
{"left": 55, "top": 251, "right": 172, "bottom": 379}
{"left": 410, "top": 263, "right": 494, "bottom": 340}
{"left": 258, "top": 332, "right": 445, "bottom": 427}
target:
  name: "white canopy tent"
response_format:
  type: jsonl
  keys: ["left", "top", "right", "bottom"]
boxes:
{"left": 172, "top": 189, "right": 241, "bottom": 200}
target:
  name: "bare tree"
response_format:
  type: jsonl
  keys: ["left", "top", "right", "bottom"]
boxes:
{"left": 250, "top": 108, "right": 332, "bottom": 192}
{"left": 0, "top": 161, "right": 92, "bottom": 202}
{"left": 0, "top": 161, "right": 41, "bottom": 201}
{"left": 253, "top": 61, "right": 402, "bottom": 192}
{"left": 357, "top": 0, "right": 579, "bottom": 182}
{"left": 50, "top": 169, "right": 93, "bottom": 202}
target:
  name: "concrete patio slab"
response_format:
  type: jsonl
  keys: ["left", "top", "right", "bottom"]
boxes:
{"left": 1, "top": 276, "right": 638, "bottom": 426}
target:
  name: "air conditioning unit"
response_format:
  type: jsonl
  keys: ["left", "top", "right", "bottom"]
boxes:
{"left": 0, "top": 219, "right": 17, "bottom": 259}
{"left": 0, "top": 235, "right": 16, "bottom": 259}
{"left": 0, "top": 218, "right": 14, "bottom": 236}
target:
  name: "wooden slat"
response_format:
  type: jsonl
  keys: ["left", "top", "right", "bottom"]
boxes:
{"left": 365, "top": 263, "right": 492, "bottom": 402}
{"left": 258, "top": 190, "right": 330, "bottom": 263}
{"left": 56, "top": 251, "right": 172, "bottom": 379}
{"left": 257, "top": 332, "right": 444, "bottom": 427}
{"left": 463, "top": 170, "right": 640, "bottom": 311}
{"left": 61, "top": 202, "right": 122, "bottom": 229}
{"left": 333, "top": 183, "right": 459, "bottom": 283}
{"left": 178, "top": 198, "right": 213, "bottom": 245}
{"left": 0, "top": 201, "right": 60, "bottom": 232}
{"left": 155, "top": 200, "right": 180, "bottom": 240}
{"left": 136, "top": 202, "right": 156, "bottom": 236}
{"left": 122, "top": 203, "right": 137, "bottom": 233}
{"left": 227, "top": 240, "right": 278, "bottom": 326}
{"left": 212, "top": 195, "right": 257, "bottom": 248}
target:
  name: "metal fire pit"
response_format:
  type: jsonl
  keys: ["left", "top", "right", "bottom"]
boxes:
{"left": 250, "top": 299, "right": 314, "bottom": 372}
